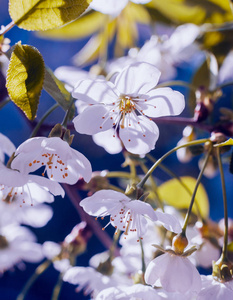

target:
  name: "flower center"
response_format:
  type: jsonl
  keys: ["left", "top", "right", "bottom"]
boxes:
{"left": 119, "top": 96, "right": 136, "bottom": 129}
{"left": 28, "top": 152, "right": 69, "bottom": 179}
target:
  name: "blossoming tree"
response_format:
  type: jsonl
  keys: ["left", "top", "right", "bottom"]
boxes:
{"left": 1, "top": 0, "right": 233, "bottom": 299}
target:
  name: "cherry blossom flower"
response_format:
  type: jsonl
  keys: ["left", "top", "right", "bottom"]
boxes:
{"left": 197, "top": 275, "right": 233, "bottom": 300}
{"left": 73, "top": 62, "right": 185, "bottom": 155}
{"left": 0, "top": 224, "right": 44, "bottom": 273}
{"left": 0, "top": 181, "right": 55, "bottom": 227}
{"left": 145, "top": 250, "right": 202, "bottom": 294}
{"left": 95, "top": 284, "right": 161, "bottom": 300}
{"left": 11, "top": 136, "right": 92, "bottom": 184}
{"left": 107, "top": 24, "right": 200, "bottom": 81}
{"left": 80, "top": 189, "right": 181, "bottom": 240}
{"left": 0, "top": 162, "right": 64, "bottom": 206}
{"left": 63, "top": 266, "right": 130, "bottom": 297}
{"left": 0, "top": 132, "right": 16, "bottom": 162}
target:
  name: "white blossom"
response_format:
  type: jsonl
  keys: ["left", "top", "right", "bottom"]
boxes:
{"left": 11, "top": 136, "right": 92, "bottom": 184}
{"left": 73, "top": 62, "right": 185, "bottom": 155}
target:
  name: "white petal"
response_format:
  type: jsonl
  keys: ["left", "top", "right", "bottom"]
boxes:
{"left": 29, "top": 175, "right": 65, "bottom": 197}
{"left": 73, "top": 105, "right": 114, "bottom": 135}
{"left": 0, "top": 133, "right": 16, "bottom": 160}
{"left": 127, "top": 200, "right": 158, "bottom": 221}
{"left": 119, "top": 115, "right": 159, "bottom": 155}
{"left": 155, "top": 210, "right": 182, "bottom": 233}
{"left": 115, "top": 62, "right": 161, "bottom": 95}
{"left": 0, "top": 165, "right": 28, "bottom": 187}
{"left": 90, "top": 0, "right": 128, "bottom": 15}
{"left": 54, "top": 66, "right": 91, "bottom": 88}
{"left": 141, "top": 87, "right": 185, "bottom": 117}
{"left": 17, "top": 241, "right": 44, "bottom": 262}
{"left": 161, "top": 256, "right": 201, "bottom": 293}
{"left": 145, "top": 253, "right": 169, "bottom": 286}
{"left": 93, "top": 129, "right": 123, "bottom": 154}
{"left": 43, "top": 241, "right": 61, "bottom": 260}
{"left": 80, "top": 190, "right": 130, "bottom": 216}
{"left": 70, "top": 149, "right": 92, "bottom": 183}
{"left": 72, "top": 79, "right": 119, "bottom": 104}
{"left": 131, "top": 0, "right": 151, "bottom": 3}
{"left": 19, "top": 204, "right": 53, "bottom": 228}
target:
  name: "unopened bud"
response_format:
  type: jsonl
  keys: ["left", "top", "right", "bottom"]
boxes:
{"left": 62, "top": 222, "right": 92, "bottom": 257}
{"left": 172, "top": 233, "right": 188, "bottom": 254}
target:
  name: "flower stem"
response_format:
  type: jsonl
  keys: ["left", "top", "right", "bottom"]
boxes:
{"left": 139, "top": 162, "right": 163, "bottom": 210}
{"left": 216, "top": 147, "right": 228, "bottom": 260}
{"left": 182, "top": 147, "right": 212, "bottom": 233}
{"left": 16, "top": 260, "right": 52, "bottom": 300}
{"left": 146, "top": 154, "right": 202, "bottom": 219}
{"left": 0, "top": 21, "right": 15, "bottom": 36}
{"left": 139, "top": 239, "right": 146, "bottom": 275}
{"left": 30, "top": 103, "right": 59, "bottom": 138}
{"left": 137, "top": 138, "right": 209, "bottom": 190}
{"left": 51, "top": 272, "right": 63, "bottom": 300}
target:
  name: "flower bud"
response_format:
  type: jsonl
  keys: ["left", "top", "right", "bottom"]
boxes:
{"left": 61, "top": 222, "right": 92, "bottom": 257}
{"left": 172, "top": 232, "right": 188, "bottom": 255}
{"left": 212, "top": 255, "right": 233, "bottom": 282}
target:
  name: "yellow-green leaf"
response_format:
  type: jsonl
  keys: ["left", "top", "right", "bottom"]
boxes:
{"left": 9, "top": 0, "right": 92, "bottom": 31}
{"left": 6, "top": 42, "right": 44, "bottom": 120}
{"left": 38, "top": 11, "right": 107, "bottom": 40}
{"left": 158, "top": 176, "right": 209, "bottom": 219}
{"left": 43, "top": 67, "right": 74, "bottom": 118}
{"left": 146, "top": 0, "right": 233, "bottom": 25}
{"left": 215, "top": 138, "right": 233, "bottom": 147}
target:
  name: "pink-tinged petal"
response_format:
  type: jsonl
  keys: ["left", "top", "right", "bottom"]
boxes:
{"left": 161, "top": 256, "right": 201, "bottom": 293}
{"left": 11, "top": 137, "right": 44, "bottom": 174}
{"left": 119, "top": 115, "right": 159, "bottom": 155}
{"left": 145, "top": 253, "right": 170, "bottom": 286}
{"left": 29, "top": 175, "right": 65, "bottom": 197}
{"left": 17, "top": 242, "right": 44, "bottom": 262}
{"left": 140, "top": 87, "right": 185, "bottom": 117}
{"left": 115, "top": 62, "right": 161, "bottom": 95}
{"left": 92, "top": 129, "right": 123, "bottom": 154}
{"left": 25, "top": 183, "right": 55, "bottom": 203}
{"left": 73, "top": 105, "right": 114, "bottom": 135}
{"left": 70, "top": 149, "right": 92, "bottom": 183}
{"left": 54, "top": 66, "right": 92, "bottom": 89}
{"left": 43, "top": 241, "right": 62, "bottom": 260}
{"left": 155, "top": 210, "right": 182, "bottom": 233}
{"left": 80, "top": 190, "right": 130, "bottom": 216}
{"left": 131, "top": 0, "right": 151, "bottom": 3}
{"left": 0, "top": 165, "right": 28, "bottom": 187}
{"left": 72, "top": 79, "right": 119, "bottom": 104}
{"left": 90, "top": 0, "right": 128, "bottom": 15}
{"left": 127, "top": 200, "right": 157, "bottom": 221}
{"left": 0, "top": 133, "right": 16, "bottom": 160}
{"left": 20, "top": 204, "right": 53, "bottom": 228}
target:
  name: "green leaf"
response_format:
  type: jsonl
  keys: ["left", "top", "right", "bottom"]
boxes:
{"left": 38, "top": 11, "right": 106, "bottom": 40}
{"left": 158, "top": 176, "right": 209, "bottom": 219}
{"left": 43, "top": 67, "right": 74, "bottom": 118}
{"left": 9, "top": 0, "right": 92, "bottom": 31}
{"left": 215, "top": 138, "right": 233, "bottom": 147}
{"left": 6, "top": 42, "right": 45, "bottom": 120}
{"left": 146, "top": 0, "right": 233, "bottom": 25}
